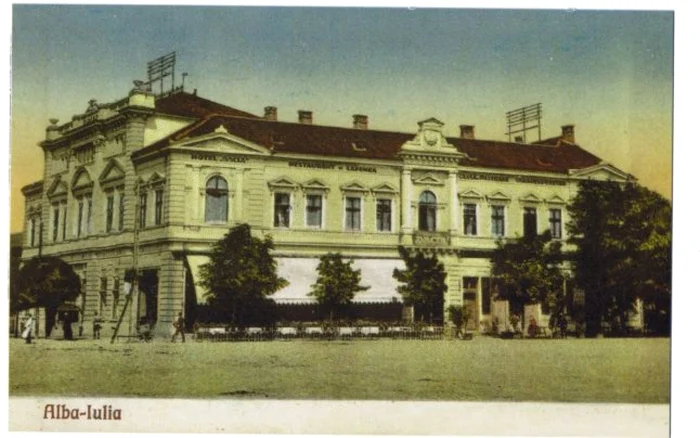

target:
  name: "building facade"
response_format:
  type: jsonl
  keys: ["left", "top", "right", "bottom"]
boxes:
{"left": 21, "top": 84, "right": 633, "bottom": 337}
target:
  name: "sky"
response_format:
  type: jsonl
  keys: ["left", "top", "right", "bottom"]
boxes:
{"left": 9, "top": 4, "right": 674, "bottom": 233}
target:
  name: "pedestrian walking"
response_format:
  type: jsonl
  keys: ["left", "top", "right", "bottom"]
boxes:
{"left": 21, "top": 313, "right": 35, "bottom": 344}
{"left": 93, "top": 311, "right": 103, "bottom": 339}
{"left": 171, "top": 312, "right": 185, "bottom": 343}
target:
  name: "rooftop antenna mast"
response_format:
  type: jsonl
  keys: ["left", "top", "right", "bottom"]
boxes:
{"left": 505, "top": 103, "right": 542, "bottom": 143}
{"left": 145, "top": 52, "right": 177, "bottom": 96}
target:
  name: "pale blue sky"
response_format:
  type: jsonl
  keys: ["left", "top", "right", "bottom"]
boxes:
{"left": 11, "top": 5, "right": 674, "bottom": 231}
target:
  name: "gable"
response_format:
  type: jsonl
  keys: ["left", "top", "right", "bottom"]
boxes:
{"left": 98, "top": 159, "right": 126, "bottom": 186}
{"left": 569, "top": 162, "right": 632, "bottom": 182}
{"left": 173, "top": 131, "right": 271, "bottom": 156}
{"left": 340, "top": 181, "right": 370, "bottom": 193}
{"left": 47, "top": 177, "right": 69, "bottom": 199}
{"left": 458, "top": 189, "right": 484, "bottom": 200}
{"left": 268, "top": 177, "right": 298, "bottom": 191}
{"left": 412, "top": 173, "right": 445, "bottom": 186}
{"left": 546, "top": 195, "right": 567, "bottom": 205}
{"left": 486, "top": 191, "right": 511, "bottom": 202}
{"left": 71, "top": 167, "right": 94, "bottom": 193}
{"left": 301, "top": 178, "right": 330, "bottom": 192}
{"left": 371, "top": 183, "right": 399, "bottom": 195}
{"left": 519, "top": 193, "right": 542, "bottom": 203}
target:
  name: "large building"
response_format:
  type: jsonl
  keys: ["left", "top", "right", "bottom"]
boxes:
{"left": 21, "top": 81, "right": 633, "bottom": 337}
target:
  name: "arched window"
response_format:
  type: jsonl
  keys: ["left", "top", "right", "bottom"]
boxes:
{"left": 205, "top": 176, "right": 228, "bottom": 223}
{"left": 418, "top": 191, "right": 437, "bottom": 232}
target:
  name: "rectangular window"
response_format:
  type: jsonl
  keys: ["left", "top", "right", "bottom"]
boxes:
{"left": 112, "top": 278, "right": 121, "bottom": 319}
{"left": 463, "top": 203, "right": 477, "bottom": 236}
{"left": 481, "top": 277, "right": 492, "bottom": 315}
{"left": 99, "top": 277, "right": 108, "bottom": 315}
{"left": 118, "top": 192, "right": 125, "bottom": 231}
{"left": 52, "top": 205, "right": 60, "bottom": 242}
{"left": 376, "top": 199, "right": 392, "bottom": 232}
{"left": 306, "top": 194, "right": 323, "bottom": 228}
{"left": 77, "top": 200, "right": 84, "bottom": 237}
{"left": 154, "top": 189, "right": 163, "bottom": 225}
{"left": 549, "top": 208, "right": 562, "bottom": 239}
{"left": 139, "top": 193, "right": 147, "bottom": 229}
{"left": 274, "top": 193, "right": 291, "bottom": 228}
{"left": 106, "top": 193, "right": 114, "bottom": 232}
{"left": 61, "top": 203, "right": 67, "bottom": 240}
{"left": 491, "top": 205, "right": 505, "bottom": 237}
{"left": 345, "top": 197, "right": 361, "bottom": 231}
{"left": 523, "top": 207, "right": 537, "bottom": 238}
{"left": 29, "top": 217, "right": 36, "bottom": 247}
{"left": 86, "top": 197, "right": 93, "bottom": 235}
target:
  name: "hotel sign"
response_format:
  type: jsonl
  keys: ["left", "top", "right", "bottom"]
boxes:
{"left": 459, "top": 171, "right": 566, "bottom": 186}
{"left": 413, "top": 232, "right": 451, "bottom": 247}
{"left": 190, "top": 153, "right": 248, "bottom": 163}
{"left": 289, "top": 160, "right": 377, "bottom": 173}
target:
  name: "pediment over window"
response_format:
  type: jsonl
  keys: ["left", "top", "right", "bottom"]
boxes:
{"left": 301, "top": 178, "right": 330, "bottom": 193}
{"left": 47, "top": 177, "right": 69, "bottom": 200}
{"left": 412, "top": 173, "right": 445, "bottom": 186}
{"left": 519, "top": 193, "right": 542, "bottom": 203}
{"left": 458, "top": 189, "right": 484, "bottom": 200}
{"left": 268, "top": 176, "right": 298, "bottom": 191}
{"left": 174, "top": 131, "right": 271, "bottom": 156}
{"left": 340, "top": 181, "right": 370, "bottom": 193}
{"left": 546, "top": 195, "right": 567, "bottom": 205}
{"left": 98, "top": 159, "right": 126, "bottom": 187}
{"left": 569, "top": 162, "right": 633, "bottom": 182}
{"left": 371, "top": 183, "right": 399, "bottom": 195}
{"left": 147, "top": 172, "right": 165, "bottom": 185}
{"left": 486, "top": 191, "right": 511, "bottom": 202}
{"left": 71, "top": 167, "right": 94, "bottom": 195}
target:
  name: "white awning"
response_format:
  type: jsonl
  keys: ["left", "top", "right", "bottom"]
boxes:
{"left": 186, "top": 255, "right": 211, "bottom": 305}
{"left": 273, "top": 257, "right": 404, "bottom": 304}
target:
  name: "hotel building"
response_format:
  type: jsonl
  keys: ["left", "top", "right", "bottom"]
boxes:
{"left": 21, "top": 84, "right": 633, "bottom": 337}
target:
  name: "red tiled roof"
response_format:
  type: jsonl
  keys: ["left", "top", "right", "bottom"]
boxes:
{"left": 155, "top": 92, "right": 260, "bottom": 120}
{"left": 142, "top": 108, "right": 602, "bottom": 174}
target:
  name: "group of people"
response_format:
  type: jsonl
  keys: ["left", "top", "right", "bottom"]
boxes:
{"left": 18, "top": 311, "right": 187, "bottom": 343}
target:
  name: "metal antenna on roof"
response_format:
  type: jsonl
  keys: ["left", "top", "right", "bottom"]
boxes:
{"left": 505, "top": 103, "right": 542, "bottom": 143}
{"left": 144, "top": 52, "right": 177, "bottom": 96}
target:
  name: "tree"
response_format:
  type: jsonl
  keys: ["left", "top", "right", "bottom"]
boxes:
{"left": 490, "top": 231, "right": 566, "bottom": 332}
{"left": 393, "top": 246, "right": 448, "bottom": 323}
{"left": 308, "top": 253, "right": 369, "bottom": 321}
{"left": 15, "top": 256, "right": 82, "bottom": 336}
{"left": 567, "top": 180, "right": 671, "bottom": 336}
{"left": 199, "top": 224, "right": 288, "bottom": 328}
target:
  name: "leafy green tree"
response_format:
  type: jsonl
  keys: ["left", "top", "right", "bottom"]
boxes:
{"left": 393, "top": 246, "right": 448, "bottom": 323}
{"left": 567, "top": 180, "right": 671, "bottom": 336}
{"left": 199, "top": 224, "right": 288, "bottom": 328}
{"left": 15, "top": 256, "right": 82, "bottom": 336}
{"left": 308, "top": 253, "right": 369, "bottom": 321}
{"left": 490, "top": 231, "right": 566, "bottom": 332}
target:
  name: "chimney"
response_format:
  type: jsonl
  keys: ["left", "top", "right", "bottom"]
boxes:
{"left": 561, "top": 125, "right": 575, "bottom": 143}
{"left": 298, "top": 110, "right": 313, "bottom": 125}
{"left": 459, "top": 125, "right": 475, "bottom": 139}
{"left": 264, "top": 106, "right": 278, "bottom": 121}
{"left": 353, "top": 114, "right": 368, "bottom": 129}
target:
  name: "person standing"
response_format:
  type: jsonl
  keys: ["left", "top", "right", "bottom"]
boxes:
{"left": 171, "top": 312, "right": 185, "bottom": 343}
{"left": 21, "top": 313, "right": 35, "bottom": 344}
{"left": 92, "top": 311, "right": 103, "bottom": 340}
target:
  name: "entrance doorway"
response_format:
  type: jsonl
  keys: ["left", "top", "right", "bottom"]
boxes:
{"left": 138, "top": 269, "right": 158, "bottom": 326}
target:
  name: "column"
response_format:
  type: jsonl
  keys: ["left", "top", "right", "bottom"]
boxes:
{"left": 401, "top": 169, "right": 413, "bottom": 233}
{"left": 235, "top": 168, "right": 244, "bottom": 223}
{"left": 449, "top": 170, "right": 459, "bottom": 233}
